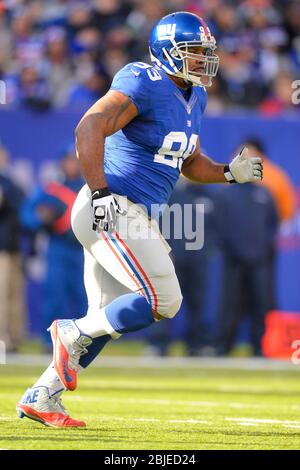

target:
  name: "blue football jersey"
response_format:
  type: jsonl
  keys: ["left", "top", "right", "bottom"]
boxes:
{"left": 104, "top": 62, "right": 207, "bottom": 215}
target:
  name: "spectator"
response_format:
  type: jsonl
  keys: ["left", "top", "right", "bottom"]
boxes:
{"left": 243, "top": 138, "right": 296, "bottom": 310}
{"left": 67, "top": 64, "right": 110, "bottom": 108}
{"left": 92, "top": 0, "right": 132, "bottom": 34}
{"left": 244, "top": 138, "right": 296, "bottom": 222}
{"left": 126, "top": 1, "right": 167, "bottom": 60}
{"left": 42, "top": 26, "right": 74, "bottom": 107}
{"left": 215, "top": 160, "right": 279, "bottom": 356}
{"left": 20, "top": 146, "right": 87, "bottom": 350}
{"left": 11, "top": 9, "right": 44, "bottom": 66}
{"left": 147, "top": 178, "right": 218, "bottom": 356}
{"left": 259, "top": 71, "right": 300, "bottom": 115}
{"left": 0, "top": 141, "right": 25, "bottom": 352}
{"left": 66, "top": 2, "right": 94, "bottom": 38}
{"left": 17, "top": 64, "right": 51, "bottom": 110}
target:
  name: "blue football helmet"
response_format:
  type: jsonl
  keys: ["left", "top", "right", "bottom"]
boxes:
{"left": 149, "top": 11, "right": 219, "bottom": 87}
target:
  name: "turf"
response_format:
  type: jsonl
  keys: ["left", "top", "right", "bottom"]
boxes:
{"left": 0, "top": 363, "right": 300, "bottom": 450}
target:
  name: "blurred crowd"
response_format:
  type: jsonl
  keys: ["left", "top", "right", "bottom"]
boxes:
{"left": 0, "top": 0, "right": 300, "bottom": 114}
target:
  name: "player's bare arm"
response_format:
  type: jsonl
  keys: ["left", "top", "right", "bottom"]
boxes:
{"left": 182, "top": 140, "right": 263, "bottom": 184}
{"left": 75, "top": 90, "right": 138, "bottom": 191}
{"left": 181, "top": 140, "right": 227, "bottom": 183}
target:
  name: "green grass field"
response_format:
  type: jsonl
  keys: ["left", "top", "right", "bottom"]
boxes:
{"left": 0, "top": 361, "right": 300, "bottom": 450}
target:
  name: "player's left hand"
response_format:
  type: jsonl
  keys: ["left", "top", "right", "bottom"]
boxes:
{"left": 91, "top": 187, "right": 126, "bottom": 232}
{"left": 225, "top": 147, "right": 263, "bottom": 183}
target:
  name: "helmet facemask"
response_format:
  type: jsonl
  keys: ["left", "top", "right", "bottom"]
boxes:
{"left": 149, "top": 12, "right": 220, "bottom": 87}
{"left": 169, "top": 41, "right": 219, "bottom": 87}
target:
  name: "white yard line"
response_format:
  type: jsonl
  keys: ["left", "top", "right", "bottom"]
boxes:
{"left": 226, "top": 417, "right": 300, "bottom": 425}
{"left": 4, "top": 354, "right": 298, "bottom": 371}
{"left": 68, "top": 395, "right": 248, "bottom": 409}
{"left": 168, "top": 419, "right": 208, "bottom": 424}
{"left": 0, "top": 391, "right": 291, "bottom": 412}
{"left": 226, "top": 416, "right": 300, "bottom": 431}
{"left": 237, "top": 423, "right": 260, "bottom": 426}
{"left": 229, "top": 403, "right": 265, "bottom": 409}
{"left": 0, "top": 392, "right": 282, "bottom": 414}
{"left": 67, "top": 395, "right": 279, "bottom": 411}
{"left": 220, "top": 385, "right": 275, "bottom": 393}
{"left": 107, "top": 416, "right": 208, "bottom": 425}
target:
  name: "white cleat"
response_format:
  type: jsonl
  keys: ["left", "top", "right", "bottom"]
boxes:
{"left": 48, "top": 320, "right": 92, "bottom": 391}
{"left": 16, "top": 386, "right": 86, "bottom": 428}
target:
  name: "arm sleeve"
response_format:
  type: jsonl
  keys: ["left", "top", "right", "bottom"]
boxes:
{"left": 110, "top": 64, "right": 151, "bottom": 115}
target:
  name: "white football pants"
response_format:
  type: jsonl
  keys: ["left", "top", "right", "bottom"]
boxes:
{"left": 71, "top": 185, "right": 182, "bottom": 320}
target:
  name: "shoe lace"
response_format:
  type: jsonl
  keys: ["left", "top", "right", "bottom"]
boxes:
{"left": 48, "top": 394, "right": 68, "bottom": 415}
{"left": 56, "top": 397, "right": 68, "bottom": 415}
{"left": 69, "top": 337, "right": 92, "bottom": 371}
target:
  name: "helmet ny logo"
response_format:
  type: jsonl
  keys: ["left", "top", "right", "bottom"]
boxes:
{"left": 157, "top": 24, "right": 176, "bottom": 40}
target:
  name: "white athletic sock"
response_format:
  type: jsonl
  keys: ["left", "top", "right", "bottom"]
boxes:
{"left": 33, "top": 361, "right": 90, "bottom": 399}
{"left": 33, "top": 362, "right": 65, "bottom": 397}
{"left": 75, "top": 307, "right": 121, "bottom": 339}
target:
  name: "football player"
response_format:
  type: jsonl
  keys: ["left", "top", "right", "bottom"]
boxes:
{"left": 17, "top": 11, "right": 263, "bottom": 427}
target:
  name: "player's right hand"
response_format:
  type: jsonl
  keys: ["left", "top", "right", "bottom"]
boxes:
{"left": 91, "top": 187, "right": 126, "bottom": 232}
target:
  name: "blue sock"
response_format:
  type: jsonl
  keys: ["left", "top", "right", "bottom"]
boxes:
{"left": 79, "top": 335, "right": 111, "bottom": 368}
{"left": 105, "top": 293, "right": 154, "bottom": 334}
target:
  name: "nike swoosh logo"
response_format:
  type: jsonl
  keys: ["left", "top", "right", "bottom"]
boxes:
{"left": 62, "top": 357, "right": 73, "bottom": 383}
{"left": 131, "top": 69, "right": 140, "bottom": 77}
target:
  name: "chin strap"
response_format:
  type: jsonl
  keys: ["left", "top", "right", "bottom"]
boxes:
{"left": 183, "top": 79, "right": 193, "bottom": 87}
